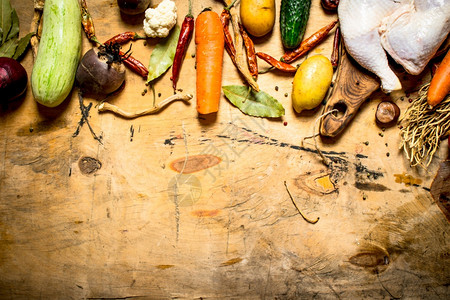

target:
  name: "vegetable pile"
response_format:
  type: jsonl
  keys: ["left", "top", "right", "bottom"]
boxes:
{"left": 5, "top": 0, "right": 449, "bottom": 172}
{"left": 22, "top": 0, "right": 341, "bottom": 120}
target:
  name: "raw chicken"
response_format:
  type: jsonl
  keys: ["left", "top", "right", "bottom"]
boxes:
{"left": 338, "top": 0, "right": 450, "bottom": 93}
{"left": 380, "top": 0, "right": 450, "bottom": 75}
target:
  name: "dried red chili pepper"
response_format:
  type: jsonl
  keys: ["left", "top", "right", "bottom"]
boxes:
{"left": 120, "top": 51, "right": 149, "bottom": 78}
{"left": 282, "top": 20, "right": 338, "bottom": 64}
{"left": 239, "top": 23, "right": 258, "bottom": 79}
{"left": 256, "top": 52, "right": 297, "bottom": 73}
{"left": 104, "top": 32, "right": 146, "bottom": 45}
{"left": 330, "top": 26, "right": 340, "bottom": 68}
{"left": 99, "top": 40, "right": 148, "bottom": 78}
{"left": 171, "top": 0, "right": 194, "bottom": 90}
{"left": 220, "top": 0, "right": 259, "bottom": 91}
{"left": 220, "top": 9, "right": 237, "bottom": 65}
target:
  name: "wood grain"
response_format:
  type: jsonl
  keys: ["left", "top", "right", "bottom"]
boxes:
{"left": 0, "top": 0, "right": 449, "bottom": 299}
{"left": 430, "top": 159, "right": 450, "bottom": 221}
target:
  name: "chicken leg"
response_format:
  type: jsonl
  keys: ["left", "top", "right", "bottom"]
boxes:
{"left": 338, "top": 0, "right": 450, "bottom": 93}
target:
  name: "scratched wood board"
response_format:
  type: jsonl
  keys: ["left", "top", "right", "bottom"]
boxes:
{"left": 0, "top": 0, "right": 449, "bottom": 298}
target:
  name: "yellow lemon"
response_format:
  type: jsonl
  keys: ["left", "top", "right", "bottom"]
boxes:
{"left": 292, "top": 55, "right": 333, "bottom": 113}
{"left": 240, "top": 0, "right": 276, "bottom": 37}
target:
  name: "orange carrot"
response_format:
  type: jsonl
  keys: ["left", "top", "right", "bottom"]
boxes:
{"left": 428, "top": 50, "right": 450, "bottom": 107}
{"left": 195, "top": 9, "right": 225, "bottom": 115}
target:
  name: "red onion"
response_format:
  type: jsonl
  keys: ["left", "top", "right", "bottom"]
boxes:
{"left": 0, "top": 57, "right": 28, "bottom": 102}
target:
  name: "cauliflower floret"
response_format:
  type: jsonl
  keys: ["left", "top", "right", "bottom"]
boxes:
{"left": 143, "top": 0, "right": 177, "bottom": 38}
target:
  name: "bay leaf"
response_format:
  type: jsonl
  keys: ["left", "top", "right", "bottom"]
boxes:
{"left": 0, "top": 37, "right": 17, "bottom": 57}
{"left": 13, "top": 31, "right": 32, "bottom": 60}
{"left": 146, "top": 25, "right": 180, "bottom": 83}
{"left": 0, "top": 0, "right": 12, "bottom": 44}
{"left": 6, "top": 8, "right": 19, "bottom": 42}
{"left": 222, "top": 85, "right": 285, "bottom": 118}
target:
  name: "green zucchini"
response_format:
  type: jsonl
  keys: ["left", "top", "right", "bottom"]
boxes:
{"left": 31, "top": 0, "right": 81, "bottom": 107}
{"left": 280, "top": 0, "right": 311, "bottom": 49}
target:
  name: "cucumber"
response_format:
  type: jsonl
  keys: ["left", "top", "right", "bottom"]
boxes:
{"left": 31, "top": 0, "right": 81, "bottom": 107}
{"left": 280, "top": 0, "right": 311, "bottom": 49}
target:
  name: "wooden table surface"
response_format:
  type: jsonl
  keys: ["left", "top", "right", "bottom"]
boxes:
{"left": 1, "top": 0, "right": 449, "bottom": 299}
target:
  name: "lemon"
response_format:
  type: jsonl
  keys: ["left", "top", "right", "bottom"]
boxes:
{"left": 292, "top": 54, "right": 333, "bottom": 113}
{"left": 240, "top": 0, "right": 276, "bottom": 37}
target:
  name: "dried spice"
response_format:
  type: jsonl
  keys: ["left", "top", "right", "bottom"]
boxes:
{"left": 239, "top": 22, "right": 258, "bottom": 79}
{"left": 282, "top": 20, "right": 338, "bottom": 64}
{"left": 222, "top": 85, "right": 285, "bottom": 118}
{"left": 171, "top": 0, "right": 194, "bottom": 90}
{"left": 256, "top": 52, "right": 297, "bottom": 73}
{"left": 104, "top": 32, "right": 146, "bottom": 45}
{"left": 330, "top": 26, "right": 340, "bottom": 68}
{"left": 223, "top": 0, "right": 259, "bottom": 91}
{"left": 220, "top": 9, "right": 237, "bottom": 65}
{"left": 0, "top": 0, "right": 32, "bottom": 59}
{"left": 147, "top": 25, "right": 180, "bottom": 83}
